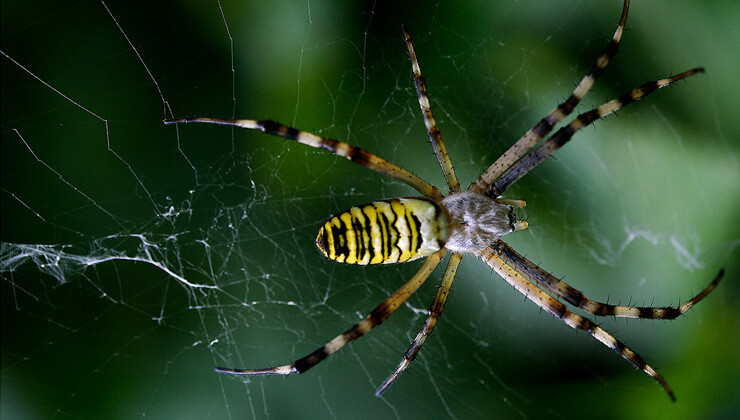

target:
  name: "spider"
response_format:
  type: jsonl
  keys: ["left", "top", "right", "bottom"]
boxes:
{"left": 165, "top": 0, "right": 723, "bottom": 401}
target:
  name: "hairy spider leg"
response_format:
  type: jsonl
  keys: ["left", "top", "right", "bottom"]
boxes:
{"left": 403, "top": 24, "right": 461, "bottom": 193}
{"left": 163, "top": 117, "right": 443, "bottom": 200}
{"left": 376, "top": 253, "right": 463, "bottom": 395}
{"left": 477, "top": 247, "right": 679, "bottom": 401}
{"left": 214, "top": 251, "right": 445, "bottom": 377}
{"left": 491, "top": 67, "right": 704, "bottom": 196}
{"left": 470, "top": 0, "right": 631, "bottom": 194}
{"left": 492, "top": 240, "right": 724, "bottom": 318}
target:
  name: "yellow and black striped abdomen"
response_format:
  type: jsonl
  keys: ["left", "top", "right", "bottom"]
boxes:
{"left": 316, "top": 198, "right": 448, "bottom": 265}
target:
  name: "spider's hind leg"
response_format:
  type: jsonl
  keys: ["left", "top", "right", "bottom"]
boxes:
{"left": 376, "top": 254, "right": 463, "bottom": 396}
{"left": 215, "top": 251, "right": 445, "bottom": 379}
{"left": 403, "top": 25, "right": 461, "bottom": 194}
{"left": 164, "top": 117, "right": 443, "bottom": 199}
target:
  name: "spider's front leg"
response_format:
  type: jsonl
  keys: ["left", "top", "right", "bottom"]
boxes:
{"left": 492, "top": 240, "right": 724, "bottom": 319}
{"left": 490, "top": 68, "right": 705, "bottom": 196}
{"left": 470, "top": 0, "right": 631, "bottom": 194}
{"left": 477, "top": 247, "right": 680, "bottom": 400}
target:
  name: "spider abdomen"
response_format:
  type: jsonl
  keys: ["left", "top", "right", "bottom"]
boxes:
{"left": 316, "top": 198, "right": 448, "bottom": 265}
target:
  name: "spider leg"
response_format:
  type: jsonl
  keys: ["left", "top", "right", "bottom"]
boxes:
{"left": 376, "top": 253, "right": 463, "bottom": 396}
{"left": 491, "top": 67, "right": 704, "bottom": 196}
{"left": 403, "top": 25, "right": 461, "bottom": 193}
{"left": 469, "top": 0, "right": 630, "bottom": 194}
{"left": 477, "top": 246, "right": 677, "bottom": 401}
{"left": 164, "top": 118, "right": 443, "bottom": 199}
{"left": 493, "top": 240, "right": 723, "bottom": 318}
{"left": 214, "top": 250, "right": 445, "bottom": 377}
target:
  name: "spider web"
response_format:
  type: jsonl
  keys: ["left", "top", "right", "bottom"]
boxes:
{"left": 2, "top": 1, "right": 738, "bottom": 419}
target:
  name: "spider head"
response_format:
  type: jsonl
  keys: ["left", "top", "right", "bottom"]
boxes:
{"left": 441, "top": 191, "right": 526, "bottom": 254}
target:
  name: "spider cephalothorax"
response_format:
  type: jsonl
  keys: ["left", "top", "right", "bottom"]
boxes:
{"left": 165, "top": 0, "right": 722, "bottom": 401}
{"left": 440, "top": 191, "right": 527, "bottom": 254}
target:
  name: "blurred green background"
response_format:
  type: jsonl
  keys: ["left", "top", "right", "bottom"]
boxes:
{"left": 2, "top": 0, "right": 738, "bottom": 419}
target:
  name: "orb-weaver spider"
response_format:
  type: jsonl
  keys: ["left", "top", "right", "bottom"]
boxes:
{"left": 165, "top": 0, "right": 723, "bottom": 400}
